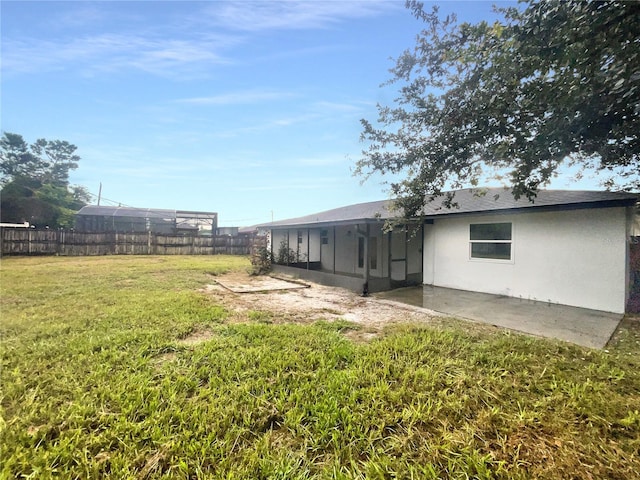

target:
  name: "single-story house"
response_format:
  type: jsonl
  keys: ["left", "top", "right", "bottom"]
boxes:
{"left": 261, "top": 188, "right": 639, "bottom": 314}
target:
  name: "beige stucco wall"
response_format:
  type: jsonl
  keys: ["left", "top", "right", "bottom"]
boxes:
{"left": 423, "top": 206, "right": 629, "bottom": 313}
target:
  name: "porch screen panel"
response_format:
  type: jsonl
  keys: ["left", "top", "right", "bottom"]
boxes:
{"left": 369, "top": 236, "right": 378, "bottom": 271}
{"left": 308, "top": 229, "right": 321, "bottom": 262}
{"left": 391, "top": 229, "right": 406, "bottom": 281}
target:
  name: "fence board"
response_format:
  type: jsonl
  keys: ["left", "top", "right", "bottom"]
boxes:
{"left": 0, "top": 228, "right": 260, "bottom": 257}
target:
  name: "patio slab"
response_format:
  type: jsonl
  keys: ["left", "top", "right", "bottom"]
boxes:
{"left": 377, "top": 285, "right": 623, "bottom": 349}
{"left": 214, "top": 276, "right": 309, "bottom": 294}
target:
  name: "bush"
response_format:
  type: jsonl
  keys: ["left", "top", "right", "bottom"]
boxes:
{"left": 251, "top": 246, "right": 272, "bottom": 275}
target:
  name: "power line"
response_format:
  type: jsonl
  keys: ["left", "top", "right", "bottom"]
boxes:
{"left": 84, "top": 190, "right": 134, "bottom": 208}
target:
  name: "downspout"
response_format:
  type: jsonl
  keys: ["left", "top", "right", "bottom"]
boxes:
{"left": 362, "top": 223, "right": 370, "bottom": 296}
{"left": 625, "top": 204, "right": 635, "bottom": 311}
{"left": 421, "top": 222, "right": 425, "bottom": 284}
{"left": 404, "top": 226, "right": 408, "bottom": 283}
{"left": 307, "top": 228, "right": 310, "bottom": 270}
{"left": 332, "top": 227, "right": 336, "bottom": 274}
{"left": 388, "top": 230, "right": 392, "bottom": 283}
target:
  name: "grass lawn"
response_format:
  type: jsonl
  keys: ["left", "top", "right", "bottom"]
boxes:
{"left": 1, "top": 255, "right": 639, "bottom": 479}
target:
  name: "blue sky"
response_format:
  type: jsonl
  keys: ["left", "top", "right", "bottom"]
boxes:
{"left": 1, "top": 0, "right": 599, "bottom": 226}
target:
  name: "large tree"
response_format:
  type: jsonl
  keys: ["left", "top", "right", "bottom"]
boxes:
{"left": 357, "top": 0, "right": 640, "bottom": 216}
{"left": 0, "top": 132, "right": 89, "bottom": 228}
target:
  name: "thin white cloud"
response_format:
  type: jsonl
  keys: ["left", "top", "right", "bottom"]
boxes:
{"left": 52, "top": 4, "right": 108, "bottom": 29}
{"left": 2, "top": 32, "right": 239, "bottom": 77}
{"left": 177, "top": 89, "right": 298, "bottom": 106}
{"left": 312, "top": 100, "right": 367, "bottom": 114}
{"left": 235, "top": 176, "right": 349, "bottom": 192}
{"left": 2, "top": 1, "right": 399, "bottom": 77}
{"left": 203, "top": 0, "right": 400, "bottom": 32}
{"left": 296, "top": 155, "right": 349, "bottom": 167}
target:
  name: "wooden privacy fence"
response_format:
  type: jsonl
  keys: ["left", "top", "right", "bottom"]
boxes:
{"left": 0, "top": 229, "right": 265, "bottom": 257}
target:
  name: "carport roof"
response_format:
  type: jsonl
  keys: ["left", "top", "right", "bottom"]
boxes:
{"left": 76, "top": 206, "right": 218, "bottom": 220}
{"left": 262, "top": 188, "right": 638, "bottom": 228}
{"left": 77, "top": 205, "right": 177, "bottom": 219}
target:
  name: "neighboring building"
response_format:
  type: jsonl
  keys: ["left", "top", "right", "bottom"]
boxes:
{"left": 261, "top": 188, "right": 639, "bottom": 314}
{"left": 217, "top": 227, "right": 240, "bottom": 236}
{"left": 75, "top": 206, "right": 218, "bottom": 235}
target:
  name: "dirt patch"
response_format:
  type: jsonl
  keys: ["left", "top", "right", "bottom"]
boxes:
{"left": 214, "top": 275, "right": 309, "bottom": 293}
{"left": 178, "top": 329, "right": 216, "bottom": 346}
{"left": 153, "top": 352, "right": 178, "bottom": 365}
{"left": 201, "top": 271, "right": 441, "bottom": 335}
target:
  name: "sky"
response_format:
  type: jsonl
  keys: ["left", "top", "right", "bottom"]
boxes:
{"left": 1, "top": 0, "right": 602, "bottom": 227}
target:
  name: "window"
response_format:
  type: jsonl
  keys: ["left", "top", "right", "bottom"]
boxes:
{"left": 320, "top": 229, "right": 329, "bottom": 245}
{"left": 470, "top": 222, "right": 512, "bottom": 260}
{"left": 297, "top": 230, "right": 303, "bottom": 244}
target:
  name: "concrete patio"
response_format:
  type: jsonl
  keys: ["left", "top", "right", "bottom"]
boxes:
{"left": 376, "top": 285, "right": 623, "bottom": 349}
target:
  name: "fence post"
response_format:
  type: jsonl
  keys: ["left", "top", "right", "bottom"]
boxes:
{"left": 148, "top": 231, "right": 151, "bottom": 255}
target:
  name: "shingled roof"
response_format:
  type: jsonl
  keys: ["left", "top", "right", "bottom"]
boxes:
{"left": 263, "top": 188, "right": 638, "bottom": 228}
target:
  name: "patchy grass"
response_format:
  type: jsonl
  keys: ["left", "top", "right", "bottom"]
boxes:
{"left": 1, "top": 255, "right": 639, "bottom": 479}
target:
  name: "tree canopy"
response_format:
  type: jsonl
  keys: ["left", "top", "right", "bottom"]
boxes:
{"left": 357, "top": 0, "right": 640, "bottom": 216}
{"left": 0, "top": 132, "right": 89, "bottom": 228}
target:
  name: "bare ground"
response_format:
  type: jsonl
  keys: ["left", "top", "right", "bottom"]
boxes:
{"left": 198, "top": 271, "right": 443, "bottom": 340}
{"left": 194, "top": 272, "right": 639, "bottom": 350}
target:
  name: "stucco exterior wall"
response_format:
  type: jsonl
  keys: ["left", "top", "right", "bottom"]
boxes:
{"left": 423, "top": 206, "right": 629, "bottom": 313}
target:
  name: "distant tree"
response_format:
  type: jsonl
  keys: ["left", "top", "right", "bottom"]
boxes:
{"left": 357, "top": 0, "right": 640, "bottom": 217}
{"left": 0, "top": 133, "right": 48, "bottom": 181}
{"left": 0, "top": 132, "right": 89, "bottom": 228}
{"left": 31, "top": 138, "right": 81, "bottom": 186}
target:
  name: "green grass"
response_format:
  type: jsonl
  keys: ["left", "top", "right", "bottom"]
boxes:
{"left": 1, "top": 255, "right": 639, "bottom": 479}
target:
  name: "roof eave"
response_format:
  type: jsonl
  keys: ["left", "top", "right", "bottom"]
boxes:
{"left": 267, "top": 197, "right": 638, "bottom": 229}
{"left": 422, "top": 197, "right": 639, "bottom": 219}
{"left": 268, "top": 217, "right": 391, "bottom": 230}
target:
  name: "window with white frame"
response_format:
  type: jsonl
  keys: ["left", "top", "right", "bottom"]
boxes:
{"left": 469, "top": 222, "right": 512, "bottom": 260}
